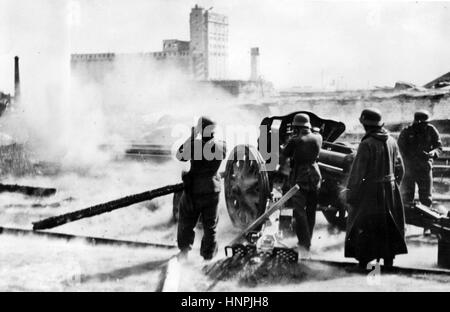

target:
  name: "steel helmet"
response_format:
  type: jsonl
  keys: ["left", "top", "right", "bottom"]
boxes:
{"left": 292, "top": 113, "right": 311, "bottom": 128}
{"left": 196, "top": 116, "right": 216, "bottom": 136}
{"left": 359, "top": 108, "right": 383, "bottom": 127}
{"left": 414, "top": 110, "right": 430, "bottom": 123}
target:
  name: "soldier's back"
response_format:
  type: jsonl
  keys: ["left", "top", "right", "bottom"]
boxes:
{"left": 189, "top": 138, "right": 227, "bottom": 195}
{"left": 289, "top": 132, "right": 322, "bottom": 165}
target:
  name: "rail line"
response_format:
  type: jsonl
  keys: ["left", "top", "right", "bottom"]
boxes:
{"left": 303, "top": 257, "right": 450, "bottom": 276}
{"left": 0, "top": 226, "right": 183, "bottom": 291}
{"left": 0, "top": 226, "right": 177, "bottom": 249}
{"left": 2, "top": 226, "right": 448, "bottom": 291}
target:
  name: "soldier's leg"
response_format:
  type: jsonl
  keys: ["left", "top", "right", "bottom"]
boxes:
{"left": 305, "top": 190, "right": 318, "bottom": 241}
{"left": 400, "top": 167, "right": 416, "bottom": 207}
{"left": 177, "top": 191, "right": 201, "bottom": 253}
{"left": 291, "top": 191, "right": 311, "bottom": 250}
{"left": 199, "top": 193, "right": 220, "bottom": 260}
{"left": 417, "top": 167, "right": 433, "bottom": 207}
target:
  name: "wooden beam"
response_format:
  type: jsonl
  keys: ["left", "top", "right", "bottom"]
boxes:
{"left": 32, "top": 183, "right": 183, "bottom": 230}
{"left": 229, "top": 184, "right": 300, "bottom": 246}
{"left": 0, "top": 183, "right": 56, "bottom": 197}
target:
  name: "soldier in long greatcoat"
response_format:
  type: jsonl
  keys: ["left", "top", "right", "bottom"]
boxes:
{"left": 345, "top": 108, "right": 408, "bottom": 268}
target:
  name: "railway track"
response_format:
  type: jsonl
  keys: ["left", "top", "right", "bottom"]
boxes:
{"left": 1, "top": 226, "right": 449, "bottom": 291}
{"left": 0, "top": 226, "right": 177, "bottom": 249}
{"left": 0, "top": 226, "right": 183, "bottom": 291}
{"left": 303, "top": 257, "right": 450, "bottom": 276}
{"left": 2, "top": 225, "right": 449, "bottom": 286}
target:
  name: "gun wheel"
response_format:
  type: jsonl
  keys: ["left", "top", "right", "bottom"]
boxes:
{"left": 172, "top": 191, "right": 183, "bottom": 222}
{"left": 224, "top": 145, "right": 271, "bottom": 229}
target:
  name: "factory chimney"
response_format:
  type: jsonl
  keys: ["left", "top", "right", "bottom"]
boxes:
{"left": 14, "top": 56, "right": 20, "bottom": 102}
{"left": 250, "top": 47, "right": 260, "bottom": 81}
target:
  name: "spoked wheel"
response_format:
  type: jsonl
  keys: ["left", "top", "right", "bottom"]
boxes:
{"left": 172, "top": 191, "right": 183, "bottom": 222}
{"left": 224, "top": 144, "right": 271, "bottom": 229}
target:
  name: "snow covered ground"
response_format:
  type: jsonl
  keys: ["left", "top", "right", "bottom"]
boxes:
{"left": 0, "top": 159, "right": 448, "bottom": 291}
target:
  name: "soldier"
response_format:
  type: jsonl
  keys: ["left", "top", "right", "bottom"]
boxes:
{"left": 398, "top": 110, "right": 443, "bottom": 208}
{"left": 176, "top": 116, "right": 226, "bottom": 260}
{"left": 345, "top": 108, "right": 407, "bottom": 268}
{"left": 282, "top": 113, "right": 322, "bottom": 253}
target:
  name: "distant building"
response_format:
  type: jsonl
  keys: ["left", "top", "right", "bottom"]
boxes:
{"left": 250, "top": 47, "right": 260, "bottom": 81}
{"left": 0, "top": 91, "right": 11, "bottom": 116}
{"left": 0, "top": 56, "right": 19, "bottom": 116}
{"left": 190, "top": 5, "right": 228, "bottom": 80}
{"left": 162, "top": 39, "right": 190, "bottom": 53}
{"left": 71, "top": 53, "right": 116, "bottom": 82}
{"left": 71, "top": 5, "right": 228, "bottom": 81}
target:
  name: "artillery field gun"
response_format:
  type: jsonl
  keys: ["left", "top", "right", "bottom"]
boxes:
{"left": 221, "top": 111, "right": 450, "bottom": 267}
{"left": 223, "top": 111, "right": 353, "bottom": 231}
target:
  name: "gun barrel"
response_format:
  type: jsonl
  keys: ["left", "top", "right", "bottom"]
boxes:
{"left": 319, "top": 149, "right": 353, "bottom": 171}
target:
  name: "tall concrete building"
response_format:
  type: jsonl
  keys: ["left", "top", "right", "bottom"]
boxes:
{"left": 190, "top": 5, "right": 228, "bottom": 80}
{"left": 190, "top": 5, "right": 206, "bottom": 79}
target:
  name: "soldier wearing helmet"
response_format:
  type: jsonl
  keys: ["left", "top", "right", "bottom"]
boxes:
{"left": 345, "top": 108, "right": 407, "bottom": 268}
{"left": 398, "top": 110, "right": 442, "bottom": 207}
{"left": 176, "top": 116, "right": 227, "bottom": 260}
{"left": 282, "top": 113, "right": 322, "bottom": 253}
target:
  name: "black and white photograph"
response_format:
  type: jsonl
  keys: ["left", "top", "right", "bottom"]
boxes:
{"left": 0, "top": 0, "right": 449, "bottom": 295}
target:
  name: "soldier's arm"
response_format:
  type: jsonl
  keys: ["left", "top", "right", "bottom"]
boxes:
{"left": 217, "top": 140, "right": 227, "bottom": 160}
{"left": 394, "top": 141, "right": 405, "bottom": 184}
{"left": 346, "top": 142, "right": 370, "bottom": 206}
{"left": 176, "top": 141, "right": 189, "bottom": 162}
{"left": 429, "top": 126, "right": 443, "bottom": 158}
{"left": 397, "top": 129, "right": 411, "bottom": 158}
{"left": 176, "top": 137, "right": 194, "bottom": 162}
{"left": 176, "top": 127, "right": 199, "bottom": 161}
{"left": 282, "top": 139, "right": 295, "bottom": 157}
{"left": 222, "top": 141, "right": 227, "bottom": 159}
{"left": 317, "top": 134, "right": 323, "bottom": 151}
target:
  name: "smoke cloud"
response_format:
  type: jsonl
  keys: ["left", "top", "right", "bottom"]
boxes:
{"left": 0, "top": 0, "right": 253, "bottom": 171}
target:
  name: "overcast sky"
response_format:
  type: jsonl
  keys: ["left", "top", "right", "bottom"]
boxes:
{"left": 1, "top": 0, "right": 449, "bottom": 90}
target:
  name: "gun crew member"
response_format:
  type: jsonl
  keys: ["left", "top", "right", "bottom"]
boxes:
{"left": 282, "top": 113, "right": 322, "bottom": 253}
{"left": 398, "top": 110, "right": 443, "bottom": 208}
{"left": 176, "top": 116, "right": 227, "bottom": 260}
{"left": 345, "top": 108, "right": 407, "bottom": 268}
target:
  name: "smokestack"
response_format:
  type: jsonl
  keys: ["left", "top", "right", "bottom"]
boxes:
{"left": 14, "top": 56, "right": 20, "bottom": 102}
{"left": 250, "top": 47, "right": 260, "bottom": 81}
